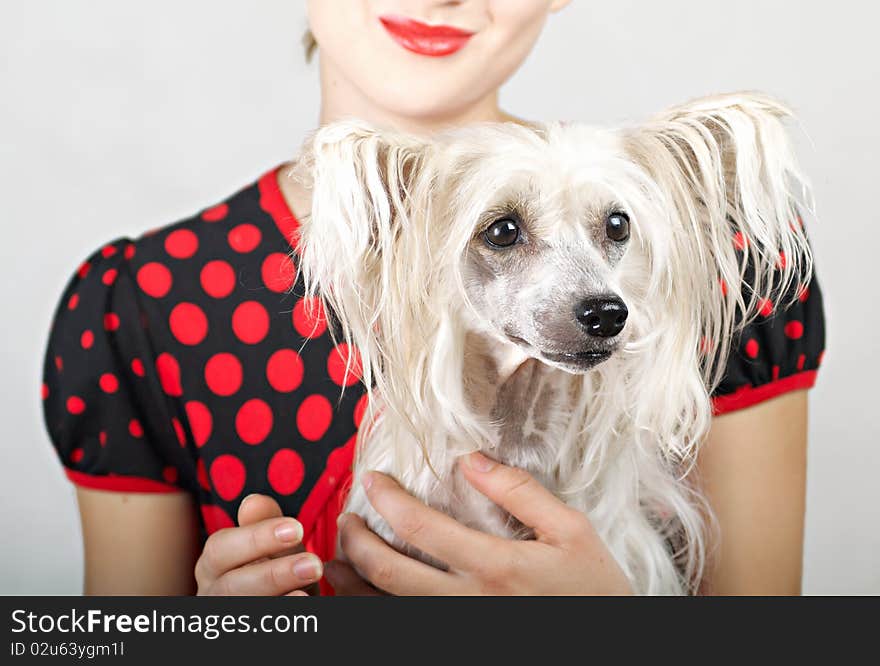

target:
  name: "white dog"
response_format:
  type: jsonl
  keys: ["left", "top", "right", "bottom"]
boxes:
{"left": 292, "top": 93, "right": 814, "bottom": 595}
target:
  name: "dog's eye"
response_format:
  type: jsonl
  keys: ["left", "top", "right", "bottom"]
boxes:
{"left": 483, "top": 218, "right": 521, "bottom": 248}
{"left": 606, "top": 212, "right": 630, "bottom": 242}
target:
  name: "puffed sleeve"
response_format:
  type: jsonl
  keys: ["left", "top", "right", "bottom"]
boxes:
{"left": 40, "top": 238, "right": 194, "bottom": 493}
{"left": 711, "top": 235, "right": 827, "bottom": 415}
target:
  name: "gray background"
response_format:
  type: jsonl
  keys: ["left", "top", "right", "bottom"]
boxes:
{"left": 1, "top": 1, "right": 877, "bottom": 594}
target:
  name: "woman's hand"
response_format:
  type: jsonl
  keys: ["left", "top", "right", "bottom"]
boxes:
{"left": 195, "top": 494, "right": 323, "bottom": 596}
{"left": 326, "top": 452, "right": 633, "bottom": 595}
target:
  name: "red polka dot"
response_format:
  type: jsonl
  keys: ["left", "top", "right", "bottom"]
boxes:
{"left": 732, "top": 232, "right": 749, "bottom": 251}
{"left": 156, "top": 352, "right": 183, "bottom": 396}
{"left": 354, "top": 393, "right": 368, "bottom": 428}
{"left": 296, "top": 394, "right": 333, "bottom": 442}
{"left": 71, "top": 448, "right": 85, "bottom": 464}
{"left": 201, "top": 505, "right": 234, "bottom": 534}
{"left": 131, "top": 358, "right": 145, "bottom": 377}
{"left": 184, "top": 401, "right": 213, "bottom": 447}
{"left": 101, "top": 244, "right": 117, "bottom": 258}
{"left": 267, "top": 449, "right": 305, "bottom": 496}
{"left": 77, "top": 261, "right": 91, "bottom": 279}
{"left": 745, "top": 339, "right": 759, "bottom": 359}
{"left": 129, "top": 419, "right": 144, "bottom": 438}
{"left": 328, "top": 343, "right": 363, "bottom": 387}
{"left": 784, "top": 320, "right": 804, "bottom": 340}
{"left": 232, "top": 301, "right": 269, "bottom": 344}
{"left": 99, "top": 373, "right": 118, "bottom": 393}
{"left": 210, "top": 454, "right": 246, "bottom": 501}
{"left": 797, "top": 284, "right": 810, "bottom": 303}
{"left": 197, "top": 459, "right": 211, "bottom": 491}
{"left": 201, "top": 203, "right": 229, "bottom": 222}
{"left": 68, "top": 293, "right": 79, "bottom": 310}
{"left": 777, "top": 251, "right": 787, "bottom": 270}
{"left": 772, "top": 365, "right": 780, "bottom": 381}
{"left": 102, "top": 268, "right": 118, "bottom": 286}
{"left": 228, "top": 224, "right": 262, "bottom": 253}
{"left": 169, "top": 302, "right": 208, "bottom": 346}
{"left": 204, "top": 353, "right": 243, "bottom": 396}
{"left": 292, "top": 297, "right": 327, "bottom": 338}
{"left": 262, "top": 252, "right": 296, "bottom": 293}
{"left": 99, "top": 431, "right": 107, "bottom": 446}
{"left": 818, "top": 350, "right": 826, "bottom": 365}
{"left": 137, "top": 262, "right": 173, "bottom": 298}
{"left": 719, "top": 279, "right": 728, "bottom": 297}
{"left": 797, "top": 354, "right": 806, "bottom": 371}
{"left": 172, "top": 417, "right": 186, "bottom": 446}
{"left": 165, "top": 229, "right": 199, "bottom": 259}
{"left": 66, "top": 396, "right": 85, "bottom": 414}
{"left": 757, "top": 298, "right": 774, "bottom": 317}
{"left": 235, "top": 399, "right": 274, "bottom": 445}
{"left": 200, "top": 260, "right": 236, "bottom": 299}
{"left": 103, "top": 313, "right": 120, "bottom": 331}
{"left": 80, "top": 330, "right": 94, "bottom": 349}
{"left": 41, "top": 383, "right": 49, "bottom": 400}
{"left": 124, "top": 244, "right": 136, "bottom": 260}
{"left": 266, "top": 349, "right": 304, "bottom": 393}
{"left": 55, "top": 356, "right": 63, "bottom": 371}
{"left": 162, "top": 466, "right": 179, "bottom": 484}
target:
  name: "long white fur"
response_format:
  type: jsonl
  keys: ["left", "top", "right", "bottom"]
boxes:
{"left": 292, "top": 92, "right": 814, "bottom": 595}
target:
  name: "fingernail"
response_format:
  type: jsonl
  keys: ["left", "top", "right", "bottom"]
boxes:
{"left": 293, "top": 555, "right": 322, "bottom": 580}
{"left": 361, "top": 472, "right": 374, "bottom": 491}
{"left": 274, "top": 520, "right": 302, "bottom": 543}
{"left": 467, "top": 451, "right": 496, "bottom": 473}
{"left": 336, "top": 512, "right": 349, "bottom": 527}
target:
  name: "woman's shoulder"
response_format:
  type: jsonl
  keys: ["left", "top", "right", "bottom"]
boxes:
{"left": 124, "top": 163, "right": 299, "bottom": 278}
{"left": 41, "top": 164, "right": 365, "bottom": 538}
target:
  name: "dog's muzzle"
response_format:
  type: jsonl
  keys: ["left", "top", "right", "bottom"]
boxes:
{"left": 575, "top": 296, "right": 628, "bottom": 338}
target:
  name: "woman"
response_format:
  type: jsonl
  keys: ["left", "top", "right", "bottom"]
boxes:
{"left": 40, "top": 0, "right": 826, "bottom": 595}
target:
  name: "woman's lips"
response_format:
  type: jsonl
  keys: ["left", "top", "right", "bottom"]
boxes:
{"left": 379, "top": 14, "right": 475, "bottom": 57}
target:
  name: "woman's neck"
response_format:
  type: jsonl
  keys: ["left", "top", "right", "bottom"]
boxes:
{"left": 316, "top": 53, "right": 522, "bottom": 135}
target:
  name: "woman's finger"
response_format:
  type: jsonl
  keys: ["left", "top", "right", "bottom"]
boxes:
{"left": 459, "top": 452, "right": 589, "bottom": 544}
{"left": 360, "top": 471, "right": 499, "bottom": 571}
{"left": 210, "top": 551, "right": 323, "bottom": 596}
{"left": 323, "top": 559, "right": 383, "bottom": 596}
{"left": 237, "top": 493, "right": 283, "bottom": 526}
{"left": 337, "top": 513, "right": 455, "bottom": 595}
{"left": 237, "top": 493, "right": 305, "bottom": 562}
{"left": 196, "top": 516, "right": 304, "bottom": 582}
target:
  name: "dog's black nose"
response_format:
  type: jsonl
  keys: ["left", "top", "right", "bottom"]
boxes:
{"left": 576, "top": 296, "right": 628, "bottom": 337}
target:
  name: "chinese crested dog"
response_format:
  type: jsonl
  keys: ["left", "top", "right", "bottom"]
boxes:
{"left": 293, "top": 93, "right": 814, "bottom": 594}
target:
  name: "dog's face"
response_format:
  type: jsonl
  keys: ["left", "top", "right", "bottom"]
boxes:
{"left": 302, "top": 96, "right": 811, "bottom": 390}
{"left": 441, "top": 124, "right": 646, "bottom": 374}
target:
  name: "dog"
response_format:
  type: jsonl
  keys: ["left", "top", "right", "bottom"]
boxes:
{"left": 291, "top": 92, "right": 814, "bottom": 594}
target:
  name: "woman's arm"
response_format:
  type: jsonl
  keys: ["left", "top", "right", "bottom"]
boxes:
{"left": 75, "top": 487, "right": 325, "bottom": 596}
{"left": 696, "top": 390, "right": 809, "bottom": 595}
{"left": 75, "top": 487, "right": 202, "bottom": 595}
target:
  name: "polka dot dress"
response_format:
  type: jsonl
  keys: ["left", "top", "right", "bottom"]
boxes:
{"left": 40, "top": 165, "right": 826, "bottom": 572}
{"left": 40, "top": 166, "right": 367, "bottom": 576}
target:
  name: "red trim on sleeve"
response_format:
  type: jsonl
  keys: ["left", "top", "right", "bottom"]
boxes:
{"left": 64, "top": 468, "right": 183, "bottom": 494}
{"left": 711, "top": 369, "right": 818, "bottom": 416}
{"left": 258, "top": 165, "right": 301, "bottom": 249}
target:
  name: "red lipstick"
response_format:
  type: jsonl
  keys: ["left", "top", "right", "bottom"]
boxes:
{"left": 379, "top": 14, "right": 475, "bottom": 57}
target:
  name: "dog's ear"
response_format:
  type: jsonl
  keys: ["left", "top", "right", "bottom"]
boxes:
{"left": 295, "top": 120, "right": 434, "bottom": 395}
{"left": 623, "top": 92, "right": 815, "bottom": 389}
